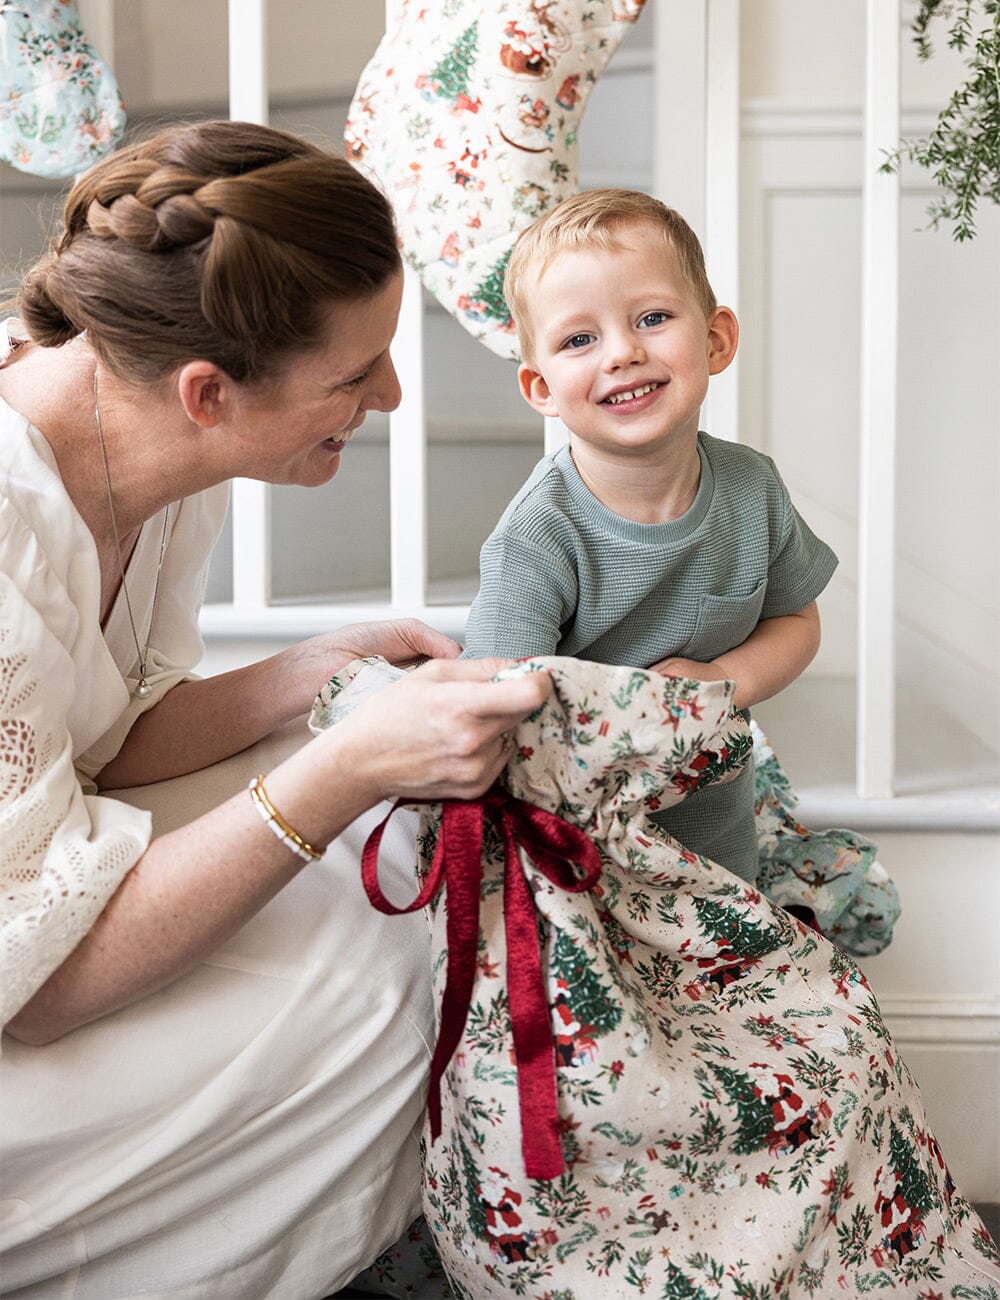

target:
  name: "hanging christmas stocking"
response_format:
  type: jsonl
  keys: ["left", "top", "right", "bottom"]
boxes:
{"left": 345, "top": 0, "right": 647, "bottom": 361}
{"left": 1, "top": 0, "right": 126, "bottom": 178}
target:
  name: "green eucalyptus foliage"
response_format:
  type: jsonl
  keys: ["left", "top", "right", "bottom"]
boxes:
{"left": 882, "top": 0, "right": 1000, "bottom": 241}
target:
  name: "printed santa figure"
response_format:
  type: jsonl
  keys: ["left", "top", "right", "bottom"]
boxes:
{"left": 550, "top": 977, "right": 599, "bottom": 1066}
{"left": 872, "top": 1160, "right": 929, "bottom": 1263}
{"left": 748, "top": 1062, "right": 833, "bottom": 1158}
{"left": 478, "top": 1167, "right": 535, "bottom": 1263}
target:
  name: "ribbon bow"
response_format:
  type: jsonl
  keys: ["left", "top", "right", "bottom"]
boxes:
{"left": 361, "top": 784, "right": 602, "bottom": 1180}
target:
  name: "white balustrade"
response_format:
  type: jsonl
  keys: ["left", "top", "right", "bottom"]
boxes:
{"left": 857, "top": 0, "right": 900, "bottom": 798}
{"left": 390, "top": 269, "right": 428, "bottom": 607}
{"left": 228, "top": 0, "right": 272, "bottom": 611}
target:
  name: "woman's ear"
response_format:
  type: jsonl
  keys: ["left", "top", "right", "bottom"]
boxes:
{"left": 176, "top": 361, "right": 228, "bottom": 428}
{"left": 707, "top": 306, "right": 739, "bottom": 376}
{"left": 518, "top": 362, "right": 559, "bottom": 418}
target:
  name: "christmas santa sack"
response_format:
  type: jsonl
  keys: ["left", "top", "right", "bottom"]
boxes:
{"left": 315, "top": 656, "right": 999, "bottom": 1299}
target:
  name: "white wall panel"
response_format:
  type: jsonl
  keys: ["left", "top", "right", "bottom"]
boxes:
{"left": 578, "top": 58, "right": 655, "bottom": 191}
{"left": 740, "top": 108, "right": 999, "bottom": 751}
{"left": 860, "top": 829, "right": 1000, "bottom": 1203}
{"left": 897, "top": 194, "right": 1000, "bottom": 606}
{"left": 762, "top": 189, "right": 861, "bottom": 506}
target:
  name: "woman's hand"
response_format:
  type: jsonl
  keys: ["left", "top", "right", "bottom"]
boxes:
{"left": 287, "top": 618, "right": 462, "bottom": 711}
{"left": 302, "top": 617, "right": 462, "bottom": 673}
{"left": 327, "top": 657, "right": 552, "bottom": 804}
{"left": 98, "top": 619, "right": 464, "bottom": 791}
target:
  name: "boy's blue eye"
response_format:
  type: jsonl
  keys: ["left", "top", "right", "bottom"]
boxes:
{"left": 563, "top": 333, "right": 594, "bottom": 350}
{"left": 639, "top": 311, "right": 670, "bottom": 328}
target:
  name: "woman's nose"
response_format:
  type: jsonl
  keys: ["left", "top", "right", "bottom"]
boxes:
{"left": 371, "top": 352, "right": 402, "bottom": 412}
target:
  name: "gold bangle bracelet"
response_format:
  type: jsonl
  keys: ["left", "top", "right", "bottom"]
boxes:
{"left": 248, "top": 774, "right": 323, "bottom": 864}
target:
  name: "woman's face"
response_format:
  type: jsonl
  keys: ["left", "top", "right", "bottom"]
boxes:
{"left": 235, "top": 270, "right": 404, "bottom": 487}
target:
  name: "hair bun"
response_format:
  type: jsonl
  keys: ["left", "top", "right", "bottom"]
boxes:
{"left": 17, "top": 263, "right": 80, "bottom": 347}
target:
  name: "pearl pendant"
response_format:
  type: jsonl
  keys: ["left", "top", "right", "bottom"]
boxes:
{"left": 135, "top": 678, "right": 153, "bottom": 701}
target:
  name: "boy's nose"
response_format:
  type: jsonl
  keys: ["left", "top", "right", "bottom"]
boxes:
{"left": 604, "top": 332, "right": 647, "bottom": 370}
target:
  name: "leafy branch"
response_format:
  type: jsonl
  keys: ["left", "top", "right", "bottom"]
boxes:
{"left": 881, "top": 0, "right": 1000, "bottom": 240}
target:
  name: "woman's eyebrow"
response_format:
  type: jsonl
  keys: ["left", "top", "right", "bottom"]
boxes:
{"left": 328, "top": 349, "right": 383, "bottom": 387}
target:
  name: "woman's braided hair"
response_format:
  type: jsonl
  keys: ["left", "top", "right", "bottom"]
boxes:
{"left": 16, "top": 120, "right": 401, "bottom": 384}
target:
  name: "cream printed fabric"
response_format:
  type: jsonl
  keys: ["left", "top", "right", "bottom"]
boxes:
{"left": 316, "top": 656, "right": 999, "bottom": 1299}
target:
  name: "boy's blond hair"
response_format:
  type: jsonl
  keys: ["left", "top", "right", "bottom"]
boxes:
{"left": 504, "top": 188, "right": 718, "bottom": 366}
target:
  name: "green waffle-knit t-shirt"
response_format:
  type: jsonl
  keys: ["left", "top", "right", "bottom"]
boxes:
{"left": 463, "top": 433, "right": 838, "bottom": 879}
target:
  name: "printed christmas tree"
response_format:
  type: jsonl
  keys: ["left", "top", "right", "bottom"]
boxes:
{"left": 662, "top": 1262, "right": 715, "bottom": 1300}
{"left": 549, "top": 929, "right": 622, "bottom": 1036}
{"left": 429, "top": 20, "right": 478, "bottom": 102}
{"left": 459, "top": 1131, "right": 488, "bottom": 1242}
{"left": 693, "top": 896, "right": 781, "bottom": 959}
{"left": 709, "top": 1063, "right": 776, "bottom": 1154}
{"left": 886, "top": 1120, "right": 936, "bottom": 1218}
{"left": 470, "top": 251, "right": 512, "bottom": 326}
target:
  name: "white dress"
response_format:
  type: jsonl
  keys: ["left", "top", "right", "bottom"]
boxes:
{"left": 0, "top": 330, "right": 433, "bottom": 1297}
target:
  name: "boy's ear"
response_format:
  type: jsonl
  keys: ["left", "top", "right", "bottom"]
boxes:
{"left": 706, "top": 306, "right": 739, "bottom": 376}
{"left": 518, "top": 362, "right": 559, "bottom": 418}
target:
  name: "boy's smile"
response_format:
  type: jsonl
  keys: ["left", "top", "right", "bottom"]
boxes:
{"left": 601, "top": 381, "right": 662, "bottom": 406}
{"left": 517, "top": 219, "right": 738, "bottom": 482}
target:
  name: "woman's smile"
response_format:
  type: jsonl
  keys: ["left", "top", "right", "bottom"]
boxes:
{"left": 323, "top": 426, "right": 358, "bottom": 451}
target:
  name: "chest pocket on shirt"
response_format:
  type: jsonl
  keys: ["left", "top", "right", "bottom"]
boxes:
{"left": 680, "top": 579, "right": 767, "bottom": 661}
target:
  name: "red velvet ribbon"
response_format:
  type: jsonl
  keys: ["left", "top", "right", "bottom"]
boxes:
{"left": 361, "top": 785, "right": 602, "bottom": 1180}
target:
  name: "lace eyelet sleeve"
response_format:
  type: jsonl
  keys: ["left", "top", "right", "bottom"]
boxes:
{"left": 0, "top": 508, "right": 151, "bottom": 1027}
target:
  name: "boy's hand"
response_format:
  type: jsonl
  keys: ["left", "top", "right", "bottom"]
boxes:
{"left": 651, "top": 602, "right": 821, "bottom": 713}
{"left": 650, "top": 656, "right": 732, "bottom": 687}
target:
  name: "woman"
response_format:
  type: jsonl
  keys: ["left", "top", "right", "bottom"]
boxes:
{"left": 0, "top": 120, "right": 550, "bottom": 1297}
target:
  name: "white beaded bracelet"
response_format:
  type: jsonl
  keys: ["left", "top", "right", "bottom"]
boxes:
{"left": 248, "top": 774, "right": 323, "bottom": 864}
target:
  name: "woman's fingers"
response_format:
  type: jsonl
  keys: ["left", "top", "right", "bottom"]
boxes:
{"left": 468, "top": 667, "right": 553, "bottom": 722}
{"left": 415, "top": 655, "right": 543, "bottom": 685}
{"left": 393, "top": 619, "right": 463, "bottom": 661}
{"left": 417, "top": 671, "right": 551, "bottom": 756}
{"left": 314, "top": 618, "right": 463, "bottom": 672}
{"left": 414, "top": 659, "right": 552, "bottom": 729}
{"left": 336, "top": 659, "right": 552, "bottom": 803}
{"left": 415, "top": 655, "right": 501, "bottom": 680}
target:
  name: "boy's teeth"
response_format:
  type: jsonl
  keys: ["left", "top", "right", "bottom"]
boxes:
{"left": 606, "top": 383, "right": 657, "bottom": 405}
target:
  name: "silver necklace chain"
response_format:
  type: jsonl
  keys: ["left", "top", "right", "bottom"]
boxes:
{"left": 93, "top": 365, "right": 170, "bottom": 701}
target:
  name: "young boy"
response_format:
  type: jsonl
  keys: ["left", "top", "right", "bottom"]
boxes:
{"left": 462, "top": 189, "right": 837, "bottom": 880}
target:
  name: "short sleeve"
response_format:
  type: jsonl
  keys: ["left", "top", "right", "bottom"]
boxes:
{"left": 463, "top": 529, "right": 578, "bottom": 660}
{"left": 0, "top": 508, "right": 151, "bottom": 1026}
{"left": 761, "top": 461, "right": 838, "bottom": 618}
